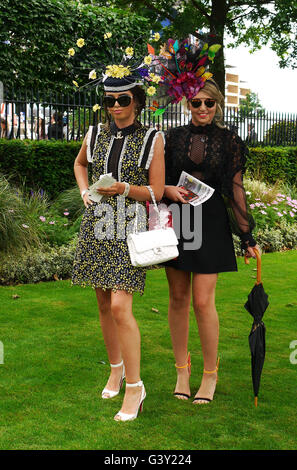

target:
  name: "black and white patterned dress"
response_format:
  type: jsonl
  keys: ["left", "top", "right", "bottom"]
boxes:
{"left": 72, "top": 122, "right": 164, "bottom": 295}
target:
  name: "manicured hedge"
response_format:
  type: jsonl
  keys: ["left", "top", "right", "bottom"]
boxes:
{"left": 0, "top": 139, "right": 83, "bottom": 198}
{"left": 0, "top": 139, "right": 296, "bottom": 198}
{"left": 247, "top": 147, "right": 297, "bottom": 186}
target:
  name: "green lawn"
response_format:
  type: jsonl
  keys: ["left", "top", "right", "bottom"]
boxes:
{"left": 0, "top": 250, "right": 296, "bottom": 450}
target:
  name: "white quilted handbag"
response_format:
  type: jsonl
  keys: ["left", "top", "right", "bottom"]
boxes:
{"left": 127, "top": 186, "right": 179, "bottom": 267}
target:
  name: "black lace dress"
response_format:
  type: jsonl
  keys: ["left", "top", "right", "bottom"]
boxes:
{"left": 164, "top": 122, "right": 256, "bottom": 274}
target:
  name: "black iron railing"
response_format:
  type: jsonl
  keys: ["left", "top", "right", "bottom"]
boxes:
{"left": 1, "top": 88, "right": 296, "bottom": 146}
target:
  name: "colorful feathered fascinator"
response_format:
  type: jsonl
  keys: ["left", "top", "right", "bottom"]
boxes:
{"left": 147, "top": 38, "right": 221, "bottom": 116}
{"left": 68, "top": 32, "right": 163, "bottom": 100}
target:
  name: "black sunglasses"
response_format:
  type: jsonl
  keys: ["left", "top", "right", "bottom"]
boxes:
{"left": 103, "top": 95, "right": 132, "bottom": 108}
{"left": 190, "top": 98, "right": 216, "bottom": 109}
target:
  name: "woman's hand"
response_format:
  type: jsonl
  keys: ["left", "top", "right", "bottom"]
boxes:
{"left": 82, "top": 192, "right": 93, "bottom": 208}
{"left": 164, "top": 185, "right": 189, "bottom": 203}
{"left": 96, "top": 182, "right": 125, "bottom": 197}
{"left": 246, "top": 244, "right": 261, "bottom": 259}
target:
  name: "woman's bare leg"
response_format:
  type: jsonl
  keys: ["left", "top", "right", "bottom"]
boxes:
{"left": 95, "top": 288, "right": 123, "bottom": 395}
{"left": 110, "top": 290, "right": 143, "bottom": 416}
{"left": 192, "top": 273, "right": 219, "bottom": 403}
{"left": 166, "top": 267, "right": 192, "bottom": 399}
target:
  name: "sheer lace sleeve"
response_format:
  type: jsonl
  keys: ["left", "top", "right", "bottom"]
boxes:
{"left": 223, "top": 132, "right": 256, "bottom": 249}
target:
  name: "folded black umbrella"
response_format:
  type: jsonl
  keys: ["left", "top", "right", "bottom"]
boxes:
{"left": 244, "top": 249, "right": 269, "bottom": 406}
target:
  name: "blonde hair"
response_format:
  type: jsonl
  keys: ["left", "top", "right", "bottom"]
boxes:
{"left": 187, "top": 78, "right": 226, "bottom": 129}
{"left": 200, "top": 79, "right": 226, "bottom": 128}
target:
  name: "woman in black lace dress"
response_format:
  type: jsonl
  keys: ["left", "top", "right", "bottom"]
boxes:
{"left": 164, "top": 79, "right": 261, "bottom": 404}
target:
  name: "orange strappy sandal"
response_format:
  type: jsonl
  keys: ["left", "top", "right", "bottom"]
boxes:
{"left": 174, "top": 352, "right": 191, "bottom": 400}
{"left": 193, "top": 357, "right": 220, "bottom": 404}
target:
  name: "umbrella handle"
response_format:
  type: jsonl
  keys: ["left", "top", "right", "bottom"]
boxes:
{"left": 244, "top": 247, "right": 261, "bottom": 284}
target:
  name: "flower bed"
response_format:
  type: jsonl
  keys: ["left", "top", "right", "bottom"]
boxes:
{"left": 0, "top": 175, "right": 296, "bottom": 285}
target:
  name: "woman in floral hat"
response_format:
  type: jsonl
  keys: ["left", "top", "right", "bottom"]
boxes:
{"left": 71, "top": 37, "right": 165, "bottom": 421}
{"left": 154, "top": 38, "right": 260, "bottom": 405}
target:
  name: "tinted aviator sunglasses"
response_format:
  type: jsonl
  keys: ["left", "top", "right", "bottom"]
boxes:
{"left": 190, "top": 98, "right": 216, "bottom": 108}
{"left": 104, "top": 95, "right": 132, "bottom": 108}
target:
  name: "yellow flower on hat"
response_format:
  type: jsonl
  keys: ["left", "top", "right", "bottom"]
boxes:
{"left": 76, "top": 38, "right": 85, "bottom": 48}
{"left": 149, "top": 73, "right": 161, "bottom": 84}
{"left": 105, "top": 64, "right": 131, "bottom": 78}
{"left": 89, "top": 69, "right": 97, "bottom": 80}
{"left": 152, "top": 32, "right": 160, "bottom": 41}
{"left": 72, "top": 80, "right": 79, "bottom": 88}
{"left": 147, "top": 86, "right": 156, "bottom": 96}
{"left": 116, "top": 65, "right": 131, "bottom": 78}
{"left": 104, "top": 32, "right": 112, "bottom": 39}
{"left": 92, "top": 104, "right": 101, "bottom": 112}
{"left": 144, "top": 55, "right": 152, "bottom": 65}
{"left": 125, "top": 47, "right": 134, "bottom": 57}
{"left": 68, "top": 48, "right": 75, "bottom": 56}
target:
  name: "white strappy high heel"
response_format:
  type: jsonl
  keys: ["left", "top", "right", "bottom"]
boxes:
{"left": 114, "top": 380, "right": 146, "bottom": 422}
{"left": 101, "top": 360, "right": 125, "bottom": 399}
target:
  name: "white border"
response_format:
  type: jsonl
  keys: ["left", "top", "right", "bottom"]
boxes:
{"left": 138, "top": 128, "right": 156, "bottom": 167}
{"left": 145, "top": 131, "right": 165, "bottom": 170}
{"left": 104, "top": 82, "right": 142, "bottom": 92}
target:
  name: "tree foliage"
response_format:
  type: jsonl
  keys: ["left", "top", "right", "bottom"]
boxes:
{"left": 1, "top": 1, "right": 296, "bottom": 95}
{"left": 239, "top": 92, "right": 265, "bottom": 116}
{"left": 100, "top": 1, "right": 297, "bottom": 93}
{"left": 0, "top": 0, "right": 150, "bottom": 93}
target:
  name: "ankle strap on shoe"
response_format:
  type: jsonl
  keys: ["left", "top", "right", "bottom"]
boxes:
{"left": 204, "top": 357, "right": 220, "bottom": 374}
{"left": 110, "top": 360, "right": 124, "bottom": 368}
{"left": 203, "top": 368, "right": 217, "bottom": 374}
{"left": 175, "top": 352, "right": 191, "bottom": 370}
{"left": 126, "top": 380, "right": 143, "bottom": 388}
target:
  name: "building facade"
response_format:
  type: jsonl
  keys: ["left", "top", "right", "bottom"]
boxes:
{"left": 225, "top": 67, "right": 250, "bottom": 109}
